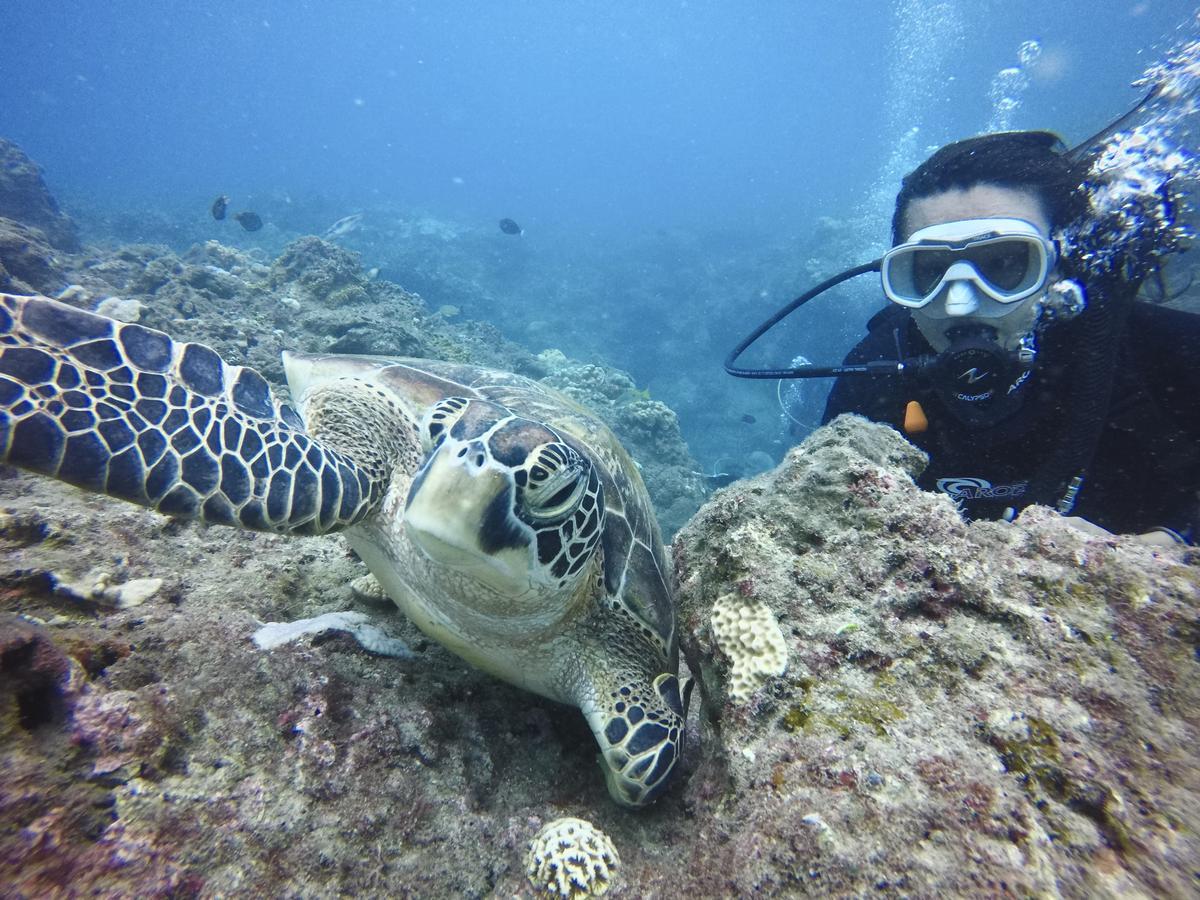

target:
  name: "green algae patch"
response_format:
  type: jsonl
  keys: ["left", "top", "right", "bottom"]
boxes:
{"left": 985, "top": 713, "right": 1137, "bottom": 853}
{"left": 1027, "top": 574, "right": 1100, "bottom": 608}
{"left": 780, "top": 682, "right": 906, "bottom": 739}
{"left": 781, "top": 703, "right": 814, "bottom": 732}
{"left": 780, "top": 677, "right": 815, "bottom": 733}
{"left": 841, "top": 692, "right": 906, "bottom": 738}
{"left": 990, "top": 715, "right": 1061, "bottom": 782}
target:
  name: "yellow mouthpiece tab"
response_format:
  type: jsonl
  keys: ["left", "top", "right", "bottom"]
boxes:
{"left": 903, "top": 400, "right": 928, "bottom": 434}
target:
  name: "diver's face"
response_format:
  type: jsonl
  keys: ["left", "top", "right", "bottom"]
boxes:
{"left": 900, "top": 184, "right": 1053, "bottom": 352}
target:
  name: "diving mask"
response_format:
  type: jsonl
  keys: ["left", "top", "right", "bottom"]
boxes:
{"left": 882, "top": 218, "right": 1056, "bottom": 308}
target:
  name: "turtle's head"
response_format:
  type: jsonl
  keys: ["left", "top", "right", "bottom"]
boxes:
{"left": 403, "top": 397, "right": 605, "bottom": 598}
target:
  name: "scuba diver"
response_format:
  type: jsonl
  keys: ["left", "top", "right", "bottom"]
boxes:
{"left": 728, "top": 118, "right": 1200, "bottom": 545}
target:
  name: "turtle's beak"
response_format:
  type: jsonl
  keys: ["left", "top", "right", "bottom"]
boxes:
{"left": 404, "top": 443, "right": 533, "bottom": 592}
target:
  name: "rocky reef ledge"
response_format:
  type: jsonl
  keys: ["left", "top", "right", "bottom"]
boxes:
{"left": 672, "top": 414, "right": 1200, "bottom": 896}
{"left": 2, "top": 413, "right": 1196, "bottom": 897}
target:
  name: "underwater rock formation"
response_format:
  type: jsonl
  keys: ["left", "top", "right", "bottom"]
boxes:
{"left": 4, "top": 136, "right": 1191, "bottom": 895}
{"left": 671, "top": 414, "right": 1200, "bottom": 896}
{"left": 0, "top": 138, "right": 79, "bottom": 251}
{"left": 0, "top": 217, "right": 68, "bottom": 295}
{"left": 1, "top": 412, "right": 1195, "bottom": 896}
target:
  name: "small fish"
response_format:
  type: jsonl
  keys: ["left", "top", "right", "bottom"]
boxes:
{"left": 365, "top": 267, "right": 380, "bottom": 280}
{"left": 498, "top": 218, "right": 523, "bottom": 235}
{"left": 323, "top": 213, "right": 363, "bottom": 240}
{"left": 693, "top": 470, "right": 738, "bottom": 488}
{"left": 234, "top": 211, "right": 263, "bottom": 232}
{"left": 211, "top": 195, "right": 229, "bottom": 220}
{"left": 741, "top": 414, "right": 756, "bottom": 424}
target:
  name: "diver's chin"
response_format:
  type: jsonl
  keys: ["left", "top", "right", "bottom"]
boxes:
{"left": 918, "top": 326, "right": 953, "bottom": 353}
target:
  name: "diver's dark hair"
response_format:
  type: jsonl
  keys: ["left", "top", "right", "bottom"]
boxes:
{"left": 892, "top": 131, "right": 1091, "bottom": 245}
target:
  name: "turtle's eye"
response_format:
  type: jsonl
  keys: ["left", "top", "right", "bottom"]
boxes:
{"left": 517, "top": 442, "right": 589, "bottom": 522}
{"left": 421, "top": 396, "right": 470, "bottom": 452}
{"left": 517, "top": 441, "right": 605, "bottom": 580}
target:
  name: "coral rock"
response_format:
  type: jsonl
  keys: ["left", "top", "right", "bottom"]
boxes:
{"left": 0, "top": 138, "right": 79, "bottom": 251}
{"left": 525, "top": 816, "right": 621, "bottom": 898}
{"left": 0, "top": 217, "right": 67, "bottom": 294}
{"left": 671, "top": 414, "right": 1200, "bottom": 896}
{"left": 709, "top": 592, "right": 789, "bottom": 702}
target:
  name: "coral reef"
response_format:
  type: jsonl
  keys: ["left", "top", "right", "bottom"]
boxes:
{"left": 0, "top": 218, "right": 69, "bottom": 295}
{"left": 0, "top": 138, "right": 79, "bottom": 251}
{"left": 525, "top": 816, "right": 620, "bottom": 898}
{"left": 38, "top": 233, "right": 552, "bottom": 389}
{"left": 1, "top": 411, "right": 1196, "bottom": 896}
{"left": 671, "top": 414, "right": 1200, "bottom": 896}
{"left": 1, "top": 140, "right": 1196, "bottom": 897}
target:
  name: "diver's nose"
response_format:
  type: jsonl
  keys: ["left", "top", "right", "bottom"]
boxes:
{"left": 943, "top": 279, "right": 980, "bottom": 316}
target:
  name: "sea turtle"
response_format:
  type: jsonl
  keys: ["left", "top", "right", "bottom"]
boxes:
{"left": 0, "top": 293, "right": 691, "bottom": 807}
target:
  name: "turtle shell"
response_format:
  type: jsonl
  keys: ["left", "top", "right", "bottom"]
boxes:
{"left": 291, "top": 354, "right": 677, "bottom": 652}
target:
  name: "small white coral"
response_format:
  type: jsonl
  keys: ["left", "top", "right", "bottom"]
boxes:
{"left": 525, "top": 816, "right": 620, "bottom": 898}
{"left": 710, "top": 593, "right": 788, "bottom": 701}
{"left": 349, "top": 572, "right": 388, "bottom": 603}
{"left": 56, "top": 568, "right": 163, "bottom": 609}
{"left": 251, "top": 611, "right": 411, "bottom": 658}
{"left": 94, "top": 296, "right": 143, "bottom": 323}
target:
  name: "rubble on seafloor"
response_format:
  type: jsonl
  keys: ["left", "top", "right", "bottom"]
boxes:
{"left": 1, "top": 413, "right": 1196, "bottom": 897}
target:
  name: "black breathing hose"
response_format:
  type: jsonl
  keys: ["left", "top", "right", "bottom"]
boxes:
{"left": 1027, "top": 278, "right": 1135, "bottom": 513}
{"left": 724, "top": 259, "right": 889, "bottom": 379}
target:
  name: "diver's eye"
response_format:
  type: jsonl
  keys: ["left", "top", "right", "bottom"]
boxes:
{"left": 975, "top": 242, "right": 1033, "bottom": 291}
{"left": 421, "top": 396, "right": 470, "bottom": 452}
{"left": 517, "top": 442, "right": 589, "bottom": 522}
{"left": 912, "top": 248, "right": 954, "bottom": 295}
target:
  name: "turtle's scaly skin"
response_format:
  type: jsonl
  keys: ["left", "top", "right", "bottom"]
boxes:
{"left": 0, "top": 293, "right": 689, "bottom": 807}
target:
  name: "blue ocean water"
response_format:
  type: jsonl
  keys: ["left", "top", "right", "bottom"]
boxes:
{"left": 0, "top": 0, "right": 1194, "bottom": 470}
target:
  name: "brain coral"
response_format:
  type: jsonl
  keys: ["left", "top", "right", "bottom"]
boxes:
{"left": 710, "top": 592, "right": 788, "bottom": 701}
{"left": 525, "top": 816, "right": 620, "bottom": 898}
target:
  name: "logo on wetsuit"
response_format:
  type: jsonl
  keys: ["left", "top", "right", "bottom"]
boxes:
{"left": 960, "top": 367, "right": 989, "bottom": 385}
{"left": 936, "top": 476, "right": 1029, "bottom": 501}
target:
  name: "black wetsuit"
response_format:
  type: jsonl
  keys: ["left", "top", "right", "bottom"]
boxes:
{"left": 821, "top": 298, "right": 1200, "bottom": 540}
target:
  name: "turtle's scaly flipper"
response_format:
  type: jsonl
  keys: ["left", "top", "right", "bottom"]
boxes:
{"left": 0, "top": 293, "right": 382, "bottom": 534}
{"left": 583, "top": 668, "right": 691, "bottom": 807}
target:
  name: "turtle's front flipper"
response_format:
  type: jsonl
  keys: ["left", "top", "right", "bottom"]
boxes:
{"left": 581, "top": 668, "right": 692, "bottom": 807}
{"left": 0, "top": 293, "right": 382, "bottom": 535}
